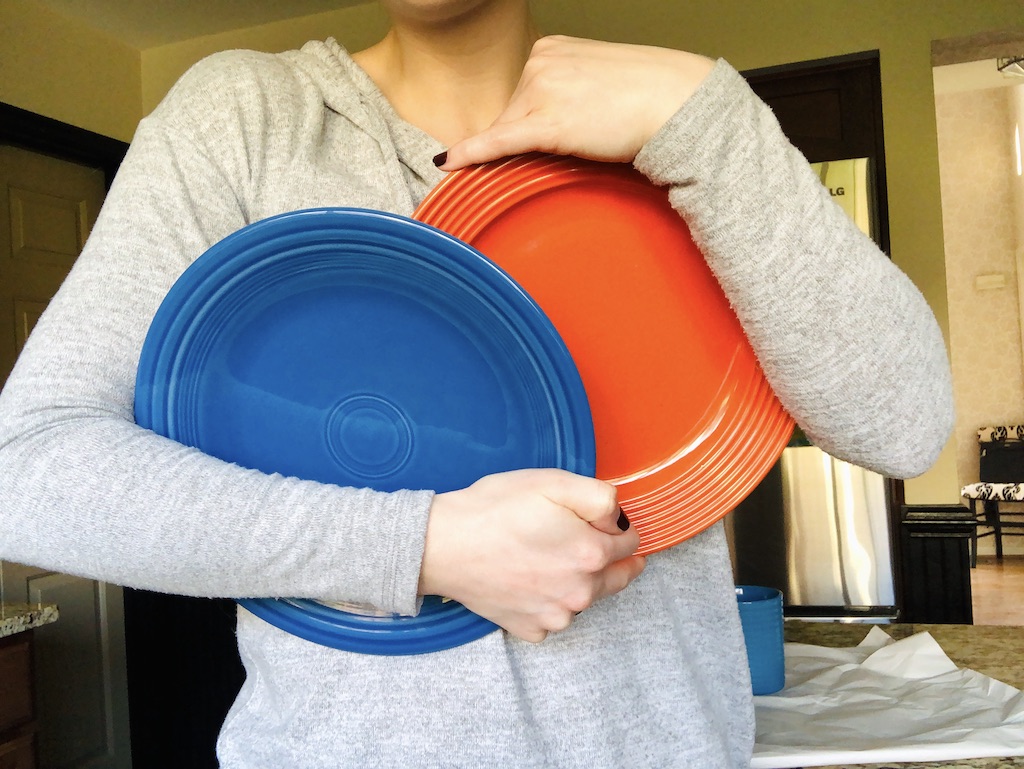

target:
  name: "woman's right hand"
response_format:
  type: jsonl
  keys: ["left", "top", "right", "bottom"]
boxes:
{"left": 419, "top": 468, "right": 646, "bottom": 642}
{"left": 437, "top": 35, "right": 715, "bottom": 171}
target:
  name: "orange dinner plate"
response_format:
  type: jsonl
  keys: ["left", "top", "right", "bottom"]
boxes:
{"left": 415, "top": 154, "right": 794, "bottom": 555}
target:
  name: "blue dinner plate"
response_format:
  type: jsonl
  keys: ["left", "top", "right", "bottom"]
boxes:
{"left": 134, "top": 207, "right": 595, "bottom": 655}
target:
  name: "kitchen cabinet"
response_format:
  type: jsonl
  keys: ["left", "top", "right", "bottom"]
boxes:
{"left": 0, "top": 604, "right": 59, "bottom": 769}
{"left": 899, "top": 504, "right": 976, "bottom": 623}
{"left": 0, "top": 631, "right": 38, "bottom": 769}
{"left": 1, "top": 567, "right": 129, "bottom": 769}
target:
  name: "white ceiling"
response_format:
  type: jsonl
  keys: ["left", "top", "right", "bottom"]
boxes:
{"left": 33, "top": 0, "right": 372, "bottom": 49}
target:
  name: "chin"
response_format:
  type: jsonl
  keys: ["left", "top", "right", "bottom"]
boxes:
{"left": 381, "top": 0, "right": 527, "bottom": 27}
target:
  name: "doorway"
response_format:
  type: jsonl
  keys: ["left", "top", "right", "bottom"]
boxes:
{"left": 932, "top": 31, "right": 1024, "bottom": 622}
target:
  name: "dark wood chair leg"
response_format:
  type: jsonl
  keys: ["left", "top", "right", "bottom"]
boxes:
{"left": 970, "top": 499, "right": 979, "bottom": 568}
{"left": 970, "top": 531, "right": 978, "bottom": 568}
{"left": 987, "top": 500, "right": 1003, "bottom": 559}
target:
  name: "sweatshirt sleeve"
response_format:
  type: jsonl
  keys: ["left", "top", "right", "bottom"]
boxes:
{"left": 0, "top": 51, "right": 431, "bottom": 614}
{"left": 633, "top": 60, "right": 954, "bottom": 479}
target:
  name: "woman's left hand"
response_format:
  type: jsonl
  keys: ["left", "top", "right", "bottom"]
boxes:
{"left": 437, "top": 35, "right": 715, "bottom": 170}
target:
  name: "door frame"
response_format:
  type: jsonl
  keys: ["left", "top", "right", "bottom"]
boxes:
{"left": 0, "top": 102, "right": 128, "bottom": 189}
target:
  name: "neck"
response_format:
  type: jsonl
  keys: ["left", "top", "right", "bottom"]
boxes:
{"left": 352, "top": 1, "right": 539, "bottom": 146}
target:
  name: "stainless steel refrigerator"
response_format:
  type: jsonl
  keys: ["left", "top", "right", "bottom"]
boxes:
{"left": 725, "top": 157, "right": 897, "bottom": 621}
{"left": 727, "top": 442, "right": 896, "bottom": 619}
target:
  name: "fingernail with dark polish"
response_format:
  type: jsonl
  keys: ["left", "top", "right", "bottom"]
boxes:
{"left": 617, "top": 509, "right": 630, "bottom": 531}
{"left": 432, "top": 151, "right": 448, "bottom": 167}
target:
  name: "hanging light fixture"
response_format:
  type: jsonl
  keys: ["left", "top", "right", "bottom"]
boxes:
{"left": 997, "top": 56, "right": 1024, "bottom": 77}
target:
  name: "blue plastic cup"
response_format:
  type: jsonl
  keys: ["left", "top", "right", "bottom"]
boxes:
{"left": 735, "top": 585, "right": 785, "bottom": 695}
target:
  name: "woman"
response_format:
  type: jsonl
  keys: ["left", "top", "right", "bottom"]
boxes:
{"left": 0, "top": 0, "right": 953, "bottom": 766}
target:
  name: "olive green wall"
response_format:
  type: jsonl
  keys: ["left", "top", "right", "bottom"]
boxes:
{"left": 0, "top": 1, "right": 386, "bottom": 141}
{"left": 139, "top": 5, "right": 389, "bottom": 115}
{"left": 2, "top": 0, "right": 141, "bottom": 142}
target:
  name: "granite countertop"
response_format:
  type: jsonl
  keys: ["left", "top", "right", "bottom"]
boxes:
{"left": 0, "top": 602, "right": 59, "bottom": 638}
{"left": 782, "top": 621, "right": 1024, "bottom": 769}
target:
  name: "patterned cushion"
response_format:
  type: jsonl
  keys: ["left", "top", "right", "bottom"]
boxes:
{"left": 978, "top": 426, "right": 1024, "bottom": 442}
{"left": 961, "top": 482, "right": 1024, "bottom": 501}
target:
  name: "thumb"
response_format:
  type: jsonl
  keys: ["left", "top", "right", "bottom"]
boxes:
{"left": 538, "top": 471, "right": 633, "bottom": 539}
